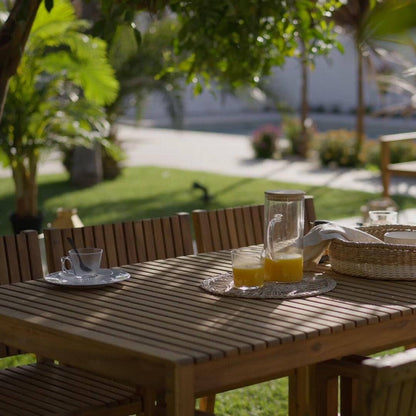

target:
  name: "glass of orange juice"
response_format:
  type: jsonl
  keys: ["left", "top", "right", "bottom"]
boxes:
{"left": 231, "top": 248, "right": 264, "bottom": 290}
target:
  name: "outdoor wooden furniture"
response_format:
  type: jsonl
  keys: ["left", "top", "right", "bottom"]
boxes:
{"left": 313, "top": 348, "right": 416, "bottom": 416}
{"left": 0, "top": 230, "right": 142, "bottom": 415}
{"left": 380, "top": 131, "right": 416, "bottom": 197}
{"left": 0, "top": 250, "right": 415, "bottom": 415}
{"left": 192, "top": 196, "right": 316, "bottom": 253}
{"left": 44, "top": 212, "right": 194, "bottom": 273}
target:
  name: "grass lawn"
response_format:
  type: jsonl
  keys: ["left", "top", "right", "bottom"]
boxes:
{"left": 0, "top": 165, "right": 413, "bottom": 415}
{"left": 1, "top": 165, "right": 415, "bottom": 236}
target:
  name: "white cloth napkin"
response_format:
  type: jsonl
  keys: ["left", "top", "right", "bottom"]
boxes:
{"left": 303, "top": 222, "right": 384, "bottom": 268}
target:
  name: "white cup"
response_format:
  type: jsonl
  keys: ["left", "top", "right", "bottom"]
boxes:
{"left": 368, "top": 210, "right": 398, "bottom": 225}
{"left": 384, "top": 231, "right": 416, "bottom": 245}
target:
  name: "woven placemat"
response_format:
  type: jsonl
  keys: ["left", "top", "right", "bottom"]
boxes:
{"left": 200, "top": 272, "right": 336, "bottom": 299}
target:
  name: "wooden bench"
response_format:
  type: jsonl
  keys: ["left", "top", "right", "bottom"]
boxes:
{"left": 380, "top": 132, "right": 416, "bottom": 197}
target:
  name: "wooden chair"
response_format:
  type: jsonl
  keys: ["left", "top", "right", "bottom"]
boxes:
{"left": 0, "top": 230, "right": 142, "bottom": 415}
{"left": 380, "top": 132, "right": 416, "bottom": 197}
{"left": 192, "top": 195, "right": 316, "bottom": 253}
{"left": 313, "top": 349, "right": 416, "bottom": 416}
{"left": 44, "top": 212, "right": 194, "bottom": 273}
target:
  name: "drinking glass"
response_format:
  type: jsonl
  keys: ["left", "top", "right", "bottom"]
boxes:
{"left": 368, "top": 210, "right": 398, "bottom": 225}
{"left": 231, "top": 248, "right": 264, "bottom": 290}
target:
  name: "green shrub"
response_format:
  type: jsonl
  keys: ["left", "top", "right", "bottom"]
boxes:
{"left": 281, "top": 116, "right": 317, "bottom": 156}
{"left": 313, "top": 129, "right": 366, "bottom": 167}
{"left": 251, "top": 124, "right": 280, "bottom": 158}
{"left": 366, "top": 140, "right": 416, "bottom": 169}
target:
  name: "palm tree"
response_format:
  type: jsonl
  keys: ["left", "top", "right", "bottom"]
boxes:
{"left": 0, "top": 0, "right": 119, "bottom": 232}
{"left": 332, "top": 0, "right": 374, "bottom": 159}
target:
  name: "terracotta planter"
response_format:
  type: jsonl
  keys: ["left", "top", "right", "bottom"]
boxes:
{"left": 10, "top": 212, "right": 43, "bottom": 234}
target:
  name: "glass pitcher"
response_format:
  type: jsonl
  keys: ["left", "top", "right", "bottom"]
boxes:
{"left": 263, "top": 190, "right": 305, "bottom": 282}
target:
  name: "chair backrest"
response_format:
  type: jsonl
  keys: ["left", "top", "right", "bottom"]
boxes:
{"left": 192, "top": 204, "right": 264, "bottom": 253}
{"left": 358, "top": 349, "right": 416, "bottom": 416}
{"left": 0, "top": 230, "right": 43, "bottom": 357}
{"left": 314, "top": 349, "right": 416, "bottom": 416}
{"left": 44, "top": 212, "right": 194, "bottom": 273}
{"left": 192, "top": 196, "right": 316, "bottom": 253}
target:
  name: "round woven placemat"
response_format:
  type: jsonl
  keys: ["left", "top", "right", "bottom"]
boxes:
{"left": 200, "top": 272, "right": 336, "bottom": 299}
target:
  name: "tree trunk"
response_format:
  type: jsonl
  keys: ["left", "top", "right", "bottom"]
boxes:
{"left": 0, "top": 0, "right": 41, "bottom": 121}
{"left": 355, "top": 38, "right": 365, "bottom": 159}
{"left": 12, "top": 155, "right": 39, "bottom": 217}
{"left": 299, "top": 41, "right": 309, "bottom": 158}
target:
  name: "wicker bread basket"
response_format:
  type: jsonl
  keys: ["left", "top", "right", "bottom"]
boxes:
{"left": 329, "top": 225, "right": 416, "bottom": 280}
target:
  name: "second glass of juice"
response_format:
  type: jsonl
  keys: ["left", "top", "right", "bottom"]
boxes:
{"left": 231, "top": 248, "right": 264, "bottom": 290}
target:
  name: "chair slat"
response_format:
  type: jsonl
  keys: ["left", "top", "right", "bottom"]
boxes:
{"left": 142, "top": 219, "right": 158, "bottom": 260}
{"left": 170, "top": 216, "right": 184, "bottom": 257}
{"left": 5, "top": 235, "right": 20, "bottom": 283}
{"left": 193, "top": 210, "right": 213, "bottom": 253}
{"left": 113, "top": 222, "right": 128, "bottom": 266}
{"left": 0, "top": 238, "right": 9, "bottom": 285}
{"left": 123, "top": 221, "right": 139, "bottom": 264}
{"left": 133, "top": 220, "right": 148, "bottom": 262}
{"left": 162, "top": 217, "right": 175, "bottom": 258}
{"left": 178, "top": 212, "right": 194, "bottom": 255}
{"left": 242, "top": 206, "right": 256, "bottom": 245}
{"left": 23, "top": 231, "right": 43, "bottom": 280}
{"left": 207, "top": 210, "right": 222, "bottom": 252}
{"left": 213, "top": 210, "right": 228, "bottom": 251}
{"left": 225, "top": 208, "right": 240, "bottom": 248}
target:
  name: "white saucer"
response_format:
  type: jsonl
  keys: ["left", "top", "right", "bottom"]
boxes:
{"left": 44, "top": 268, "right": 130, "bottom": 287}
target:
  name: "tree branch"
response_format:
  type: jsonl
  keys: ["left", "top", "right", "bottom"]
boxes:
{"left": 0, "top": 0, "right": 42, "bottom": 120}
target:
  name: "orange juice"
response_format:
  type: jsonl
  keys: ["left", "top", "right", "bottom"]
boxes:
{"left": 264, "top": 254, "right": 303, "bottom": 282}
{"left": 232, "top": 265, "right": 264, "bottom": 289}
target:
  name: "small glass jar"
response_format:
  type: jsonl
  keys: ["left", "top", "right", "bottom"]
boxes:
{"left": 263, "top": 190, "right": 305, "bottom": 282}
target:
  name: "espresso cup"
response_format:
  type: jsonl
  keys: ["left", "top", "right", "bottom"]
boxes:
{"left": 61, "top": 248, "right": 103, "bottom": 277}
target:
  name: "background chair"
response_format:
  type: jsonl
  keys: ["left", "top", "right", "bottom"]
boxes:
{"left": 0, "top": 230, "right": 142, "bottom": 415}
{"left": 313, "top": 349, "right": 416, "bottom": 416}
{"left": 380, "top": 132, "right": 416, "bottom": 197}
{"left": 192, "top": 196, "right": 316, "bottom": 253}
{"left": 44, "top": 212, "right": 194, "bottom": 273}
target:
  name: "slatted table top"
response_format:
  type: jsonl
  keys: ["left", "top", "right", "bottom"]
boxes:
{"left": 0, "top": 250, "right": 416, "bottom": 415}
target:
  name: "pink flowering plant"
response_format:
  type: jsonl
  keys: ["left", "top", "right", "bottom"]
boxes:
{"left": 251, "top": 124, "right": 280, "bottom": 159}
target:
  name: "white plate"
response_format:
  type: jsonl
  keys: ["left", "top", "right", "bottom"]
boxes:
{"left": 44, "top": 268, "right": 130, "bottom": 288}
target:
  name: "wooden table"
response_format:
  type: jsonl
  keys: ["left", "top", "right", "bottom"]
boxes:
{"left": 0, "top": 250, "right": 416, "bottom": 416}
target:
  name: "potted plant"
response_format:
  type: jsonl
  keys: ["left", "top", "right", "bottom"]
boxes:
{"left": 251, "top": 124, "right": 280, "bottom": 159}
{"left": 0, "top": 0, "right": 119, "bottom": 233}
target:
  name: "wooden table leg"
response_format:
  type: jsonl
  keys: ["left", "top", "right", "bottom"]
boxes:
{"left": 289, "top": 365, "right": 338, "bottom": 416}
{"left": 163, "top": 365, "right": 195, "bottom": 416}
